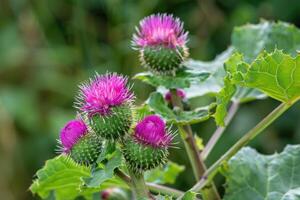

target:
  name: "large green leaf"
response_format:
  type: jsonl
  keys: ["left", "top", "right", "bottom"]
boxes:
{"left": 223, "top": 145, "right": 300, "bottom": 200}
{"left": 145, "top": 161, "right": 185, "bottom": 184}
{"left": 30, "top": 155, "right": 96, "bottom": 200}
{"left": 180, "top": 47, "right": 233, "bottom": 98}
{"left": 232, "top": 20, "right": 300, "bottom": 63}
{"left": 215, "top": 50, "right": 300, "bottom": 125}
{"left": 133, "top": 67, "right": 210, "bottom": 89}
{"left": 147, "top": 92, "right": 212, "bottom": 125}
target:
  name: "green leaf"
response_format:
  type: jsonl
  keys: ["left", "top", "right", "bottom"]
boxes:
{"left": 215, "top": 50, "right": 300, "bottom": 125}
{"left": 145, "top": 161, "right": 185, "bottom": 184}
{"left": 228, "top": 20, "right": 300, "bottom": 103}
{"left": 180, "top": 47, "right": 233, "bottom": 98}
{"left": 147, "top": 92, "right": 212, "bottom": 125}
{"left": 232, "top": 50, "right": 300, "bottom": 103}
{"left": 223, "top": 145, "right": 300, "bottom": 200}
{"left": 232, "top": 20, "right": 300, "bottom": 63}
{"left": 30, "top": 155, "right": 96, "bottom": 200}
{"left": 84, "top": 150, "right": 123, "bottom": 188}
{"left": 133, "top": 66, "right": 210, "bottom": 89}
{"left": 182, "top": 191, "right": 198, "bottom": 200}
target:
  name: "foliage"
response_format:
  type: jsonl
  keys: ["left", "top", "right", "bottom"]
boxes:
{"left": 223, "top": 145, "right": 300, "bottom": 200}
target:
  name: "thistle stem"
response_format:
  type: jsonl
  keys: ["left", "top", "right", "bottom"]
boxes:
{"left": 170, "top": 89, "right": 220, "bottom": 200}
{"left": 201, "top": 101, "right": 239, "bottom": 160}
{"left": 127, "top": 169, "right": 151, "bottom": 199}
{"left": 179, "top": 102, "right": 292, "bottom": 198}
{"left": 115, "top": 169, "right": 185, "bottom": 197}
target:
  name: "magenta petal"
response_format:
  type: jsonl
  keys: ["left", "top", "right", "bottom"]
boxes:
{"left": 78, "top": 73, "right": 134, "bottom": 116}
{"left": 133, "top": 13, "right": 188, "bottom": 49}
{"left": 60, "top": 119, "right": 88, "bottom": 153}
{"left": 134, "top": 115, "right": 172, "bottom": 148}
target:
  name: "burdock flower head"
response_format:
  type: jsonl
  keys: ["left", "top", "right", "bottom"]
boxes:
{"left": 59, "top": 119, "right": 102, "bottom": 165}
{"left": 134, "top": 115, "right": 172, "bottom": 147}
{"left": 77, "top": 73, "right": 134, "bottom": 140}
{"left": 123, "top": 115, "right": 173, "bottom": 173}
{"left": 133, "top": 13, "right": 189, "bottom": 74}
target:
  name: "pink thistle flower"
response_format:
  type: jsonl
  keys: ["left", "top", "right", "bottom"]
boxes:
{"left": 60, "top": 119, "right": 88, "bottom": 153}
{"left": 134, "top": 115, "right": 172, "bottom": 148}
{"left": 133, "top": 13, "right": 188, "bottom": 49}
{"left": 165, "top": 89, "right": 186, "bottom": 103}
{"left": 78, "top": 73, "right": 134, "bottom": 116}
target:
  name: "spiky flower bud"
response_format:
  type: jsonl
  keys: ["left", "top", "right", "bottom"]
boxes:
{"left": 123, "top": 115, "right": 172, "bottom": 173}
{"left": 60, "top": 119, "right": 102, "bottom": 165}
{"left": 165, "top": 89, "right": 186, "bottom": 103}
{"left": 77, "top": 73, "right": 134, "bottom": 140}
{"left": 132, "top": 13, "right": 189, "bottom": 74}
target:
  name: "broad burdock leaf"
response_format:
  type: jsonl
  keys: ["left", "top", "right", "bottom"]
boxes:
{"left": 147, "top": 92, "right": 213, "bottom": 125}
{"left": 223, "top": 145, "right": 300, "bottom": 200}
{"left": 176, "top": 47, "right": 234, "bottom": 98}
{"left": 232, "top": 20, "right": 300, "bottom": 63}
{"left": 30, "top": 155, "right": 117, "bottom": 200}
{"left": 215, "top": 50, "right": 300, "bottom": 125}
{"left": 133, "top": 67, "right": 210, "bottom": 89}
{"left": 145, "top": 161, "right": 185, "bottom": 184}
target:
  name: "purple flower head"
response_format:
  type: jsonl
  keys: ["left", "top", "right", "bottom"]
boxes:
{"left": 60, "top": 119, "right": 88, "bottom": 153}
{"left": 133, "top": 13, "right": 188, "bottom": 49}
{"left": 165, "top": 89, "right": 186, "bottom": 103}
{"left": 134, "top": 115, "right": 172, "bottom": 148}
{"left": 78, "top": 73, "right": 134, "bottom": 116}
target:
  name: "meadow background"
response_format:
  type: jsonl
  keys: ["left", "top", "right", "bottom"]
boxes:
{"left": 1, "top": 0, "right": 300, "bottom": 199}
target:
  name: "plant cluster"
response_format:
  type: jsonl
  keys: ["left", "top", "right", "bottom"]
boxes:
{"left": 31, "top": 13, "right": 300, "bottom": 200}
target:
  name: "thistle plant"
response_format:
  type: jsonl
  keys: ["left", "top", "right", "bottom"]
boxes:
{"left": 31, "top": 14, "right": 300, "bottom": 200}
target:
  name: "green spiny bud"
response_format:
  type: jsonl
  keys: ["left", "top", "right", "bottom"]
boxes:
{"left": 69, "top": 134, "right": 102, "bottom": 165}
{"left": 141, "top": 46, "right": 187, "bottom": 74}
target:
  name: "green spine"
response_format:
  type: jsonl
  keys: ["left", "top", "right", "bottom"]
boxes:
{"left": 91, "top": 104, "right": 133, "bottom": 140}
{"left": 70, "top": 134, "right": 102, "bottom": 165}
{"left": 122, "top": 139, "right": 168, "bottom": 173}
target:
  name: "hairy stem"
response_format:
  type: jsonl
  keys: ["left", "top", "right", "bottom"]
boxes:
{"left": 170, "top": 89, "right": 220, "bottom": 200}
{"left": 202, "top": 101, "right": 239, "bottom": 160}
{"left": 127, "top": 169, "right": 150, "bottom": 199}
{"left": 115, "top": 169, "right": 184, "bottom": 198}
{"left": 179, "top": 102, "right": 291, "bottom": 198}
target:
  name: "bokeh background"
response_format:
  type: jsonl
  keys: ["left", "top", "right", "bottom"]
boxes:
{"left": 1, "top": 0, "right": 300, "bottom": 199}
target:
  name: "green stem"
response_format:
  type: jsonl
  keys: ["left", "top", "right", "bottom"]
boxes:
{"left": 115, "top": 169, "right": 184, "bottom": 198}
{"left": 127, "top": 169, "right": 150, "bottom": 199}
{"left": 201, "top": 101, "right": 239, "bottom": 160}
{"left": 180, "top": 102, "right": 292, "bottom": 198}
{"left": 170, "top": 89, "right": 220, "bottom": 200}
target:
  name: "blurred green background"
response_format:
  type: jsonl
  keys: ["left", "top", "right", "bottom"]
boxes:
{"left": 1, "top": 0, "right": 300, "bottom": 199}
